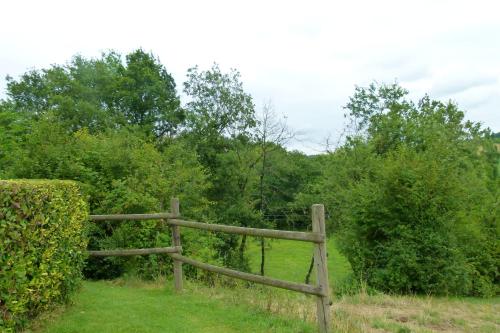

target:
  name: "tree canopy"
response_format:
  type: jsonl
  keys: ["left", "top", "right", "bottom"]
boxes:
{"left": 6, "top": 49, "right": 183, "bottom": 137}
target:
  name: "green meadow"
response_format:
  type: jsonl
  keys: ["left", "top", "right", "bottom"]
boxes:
{"left": 246, "top": 237, "right": 352, "bottom": 289}
{"left": 27, "top": 280, "right": 314, "bottom": 333}
{"left": 27, "top": 240, "right": 499, "bottom": 333}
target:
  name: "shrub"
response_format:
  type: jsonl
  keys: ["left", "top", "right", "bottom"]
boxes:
{"left": 306, "top": 83, "right": 499, "bottom": 296}
{"left": 0, "top": 180, "right": 88, "bottom": 331}
{"left": 336, "top": 147, "right": 472, "bottom": 295}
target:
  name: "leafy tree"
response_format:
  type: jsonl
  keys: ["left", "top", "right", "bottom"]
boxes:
{"left": 5, "top": 50, "right": 183, "bottom": 138}
{"left": 182, "top": 63, "right": 258, "bottom": 269}
{"left": 117, "top": 49, "right": 184, "bottom": 138}
{"left": 183, "top": 63, "right": 256, "bottom": 171}
{"left": 0, "top": 101, "right": 30, "bottom": 176}
{"left": 253, "top": 104, "right": 293, "bottom": 275}
{"left": 6, "top": 53, "right": 124, "bottom": 132}
{"left": 208, "top": 139, "right": 260, "bottom": 270}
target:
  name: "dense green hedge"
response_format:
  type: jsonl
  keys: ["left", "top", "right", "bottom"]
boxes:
{"left": 0, "top": 180, "right": 88, "bottom": 331}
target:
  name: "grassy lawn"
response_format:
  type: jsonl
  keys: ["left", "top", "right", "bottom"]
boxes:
{"left": 25, "top": 240, "right": 499, "bottom": 333}
{"left": 26, "top": 280, "right": 314, "bottom": 333}
{"left": 246, "top": 237, "right": 352, "bottom": 289}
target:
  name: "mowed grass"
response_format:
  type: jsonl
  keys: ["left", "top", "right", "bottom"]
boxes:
{"left": 246, "top": 237, "right": 352, "bottom": 289}
{"left": 26, "top": 280, "right": 314, "bottom": 333}
{"left": 27, "top": 240, "right": 499, "bottom": 333}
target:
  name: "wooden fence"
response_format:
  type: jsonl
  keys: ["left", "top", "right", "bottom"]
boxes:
{"left": 88, "top": 198, "right": 332, "bottom": 333}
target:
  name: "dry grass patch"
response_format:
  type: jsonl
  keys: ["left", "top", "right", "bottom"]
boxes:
{"left": 330, "top": 293, "right": 499, "bottom": 333}
{"left": 186, "top": 277, "right": 499, "bottom": 333}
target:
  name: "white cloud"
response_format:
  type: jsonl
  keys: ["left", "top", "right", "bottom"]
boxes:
{"left": 1, "top": 0, "right": 499, "bottom": 153}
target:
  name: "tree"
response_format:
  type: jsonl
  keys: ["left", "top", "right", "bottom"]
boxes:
{"left": 183, "top": 63, "right": 256, "bottom": 171}
{"left": 6, "top": 52, "right": 124, "bottom": 132}
{"left": 182, "top": 63, "right": 258, "bottom": 269}
{"left": 0, "top": 101, "right": 30, "bottom": 176}
{"left": 253, "top": 103, "right": 293, "bottom": 275}
{"left": 118, "top": 49, "right": 184, "bottom": 138}
{"left": 5, "top": 50, "right": 184, "bottom": 138}
{"left": 3, "top": 113, "right": 210, "bottom": 279}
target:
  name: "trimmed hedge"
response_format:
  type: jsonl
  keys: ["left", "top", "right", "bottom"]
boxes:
{"left": 0, "top": 180, "right": 88, "bottom": 331}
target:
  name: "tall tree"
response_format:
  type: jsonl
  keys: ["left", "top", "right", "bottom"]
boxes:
{"left": 183, "top": 63, "right": 256, "bottom": 171}
{"left": 118, "top": 49, "right": 184, "bottom": 138}
{"left": 6, "top": 52, "right": 124, "bottom": 132}
{"left": 298, "top": 82, "right": 499, "bottom": 296}
{"left": 254, "top": 103, "right": 293, "bottom": 275}
{"left": 183, "top": 63, "right": 258, "bottom": 269}
{"left": 0, "top": 101, "right": 30, "bottom": 176}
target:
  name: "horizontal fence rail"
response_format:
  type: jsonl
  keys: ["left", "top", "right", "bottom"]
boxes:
{"left": 90, "top": 213, "right": 176, "bottom": 221}
{"left": 88, "top": 215, "right": 322, "bottom": 243}
{"left": 88, "top": 246, "right": 181, "bottom": 257}
{"left": 168, "top": 218, "right": 324, "bottom": 243}
{"left": 169, "top": 253, "right": 324, "bottom": 296}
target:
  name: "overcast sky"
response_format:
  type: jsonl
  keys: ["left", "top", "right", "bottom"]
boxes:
{"left": 1, "top": 0, "right": 499, "bottom": 153}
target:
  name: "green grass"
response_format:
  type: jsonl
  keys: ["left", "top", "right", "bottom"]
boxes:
{"left": 27, "top": 280, "right": 314, "bottom": 333}
{"left": 26, "top": 240, "right": 499, "bottom": 333}
{"left": 246, "top": 237, "right": 352, "bottom": 288}
{"left": 26, "top": 238, "right": 350, "bottom": 333}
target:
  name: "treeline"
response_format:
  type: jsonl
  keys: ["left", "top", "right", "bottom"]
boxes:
{"left": 0, "top": 50, "right": 497, "bottom": 296}
{"left": 0, "top": 50, "right": 320, "bottom": 280}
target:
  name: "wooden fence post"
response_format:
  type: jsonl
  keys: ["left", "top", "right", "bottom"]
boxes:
{"left": 312, "top": 204, "right": 331, "bottom": 333}
{"left": 171, "top": 198, "right": 183, "bottom": 292}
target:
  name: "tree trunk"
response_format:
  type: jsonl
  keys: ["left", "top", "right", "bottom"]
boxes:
{"left": 259, "top": 145, "right": 267, "bottom": 276}
{"left": 305, "top": 254, "right": 314, "bottom": 284}
{"left": 260, "top": 237, "right": 265, "bottom": 276}
{"left": 239, "top": 234, "right": 247, "bottom": 261}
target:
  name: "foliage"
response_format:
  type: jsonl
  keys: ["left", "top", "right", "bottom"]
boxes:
{"left": 302, "top": 82, "right": 499, "bottom": 296}
{"left": 0, "top": 180, "right": 89, "bottom": 331}
{"left": 285, "top": 153, "right": 328, "bottom": 230}
{"left": 5, "top": 49, "right": 183, "bottom": 138}
{"left": 2, "top": 116, "right": 210, "bottom": 279}
{"left": 184, "top": 63, "right": 256, "bottom": 140}
{"left": 75, "top": 131, "right": 210, "bottom": 279}
{"left": 118, "top": 50, "right": 184, "bottom": 138}
{"left": 183, "top": 63, "right": 260, "bottom": 270}
{"left": 183, "top": 63, "right": 256, "bottom": 171}
{"left": 0, "top": 102, "right": 30, "bottom": 176}
{"left": 2, "top": 50, "right": 498, "bottom": 299}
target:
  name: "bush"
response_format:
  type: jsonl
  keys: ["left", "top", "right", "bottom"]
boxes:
{"left": 306, "top": 83, "right": 499, "bottom": 296}
{"left": 336, "top": 147, "right": 476, "bottom": 295}
{"left": 0, "top": 180, "right": 89, "bottom": 331}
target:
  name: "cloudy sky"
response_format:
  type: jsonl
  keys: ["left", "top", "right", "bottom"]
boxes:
{"left": 1, "top": 0, "right": 499, "bottom": 153}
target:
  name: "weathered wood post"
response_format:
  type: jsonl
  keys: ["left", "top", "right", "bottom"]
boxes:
{"left": 170, "top": 198, "right": 183, "bottom": 292}
{"left": 312, "top": 204, "right": 331, "bottom": 333}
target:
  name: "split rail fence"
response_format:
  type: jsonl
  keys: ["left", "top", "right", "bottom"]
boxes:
{"left": 88, "top": 198, "right": 332, "bottom": 333}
